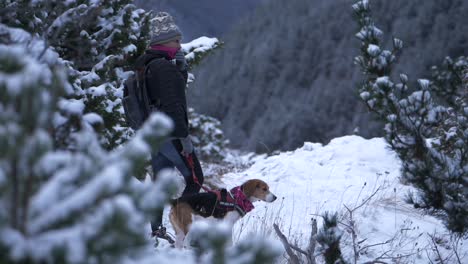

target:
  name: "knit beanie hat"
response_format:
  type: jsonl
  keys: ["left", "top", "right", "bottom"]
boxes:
{"left": 150, "top": 12, "right": 182, "bottom": 46}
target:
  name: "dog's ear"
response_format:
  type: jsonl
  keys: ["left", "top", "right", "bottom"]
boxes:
{"left": 242, "top": 180, "right": 258, "bottom": 197}
{"left": 241, "top": 180, "right": 258, "bottom": 197}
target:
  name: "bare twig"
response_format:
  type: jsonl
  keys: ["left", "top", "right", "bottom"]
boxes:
{"left": 429, "top": 233, "right": 445, "bottom": 264}
{"left": 274, "top": 223, "right": 300, "bottom": 264}
{"left": 371, "top": 249, "right": 393, "bottom": 263}
{"left": 379, "top": 251, "right": 419, "bottom": 261}
{"left": 340, "top": 186, "right": 385, "bottom": 264}
{"left": 306, "top": 219, "right": 317, "bottom": 264}
{"left": 426, "top": 248, "right": 435, "bottom": 264}
{"left": 343, "top": 205, "right": 359, "bottom": 264}
{"left": 274, "top": 220, "right": 318, "bottom": 264}
{"left": 359, "top": 240, "right": 392, "bottom": 252}
{"left": 454, "top": 245, "right": 463, "bottom": 264}
{"left": 451, "top": 236, "right": 463, "bottom": 264}
{"left": 290, "top": 244, "right": 309, "bottom": 256}
{"left": 349, "top": 186, "right": 381, "bottom": 213}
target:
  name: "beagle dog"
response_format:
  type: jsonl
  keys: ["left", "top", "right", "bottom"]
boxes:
{"left": 169, "top": 179, "right": 277, "bottom": 248}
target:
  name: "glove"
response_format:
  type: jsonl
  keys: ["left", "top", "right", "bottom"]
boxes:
{"left": 175, "top": 50, "right": 187, "bottom": 71}
{"left": 179, "top": 135, "right": 193, "bottom": 156}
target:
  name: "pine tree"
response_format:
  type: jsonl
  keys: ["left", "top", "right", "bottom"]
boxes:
{"left": 1, "top": 0, "right": 153, "bottom": 149}
{"left": 352, "top": 0, "right": 467, "bottom": 234}
{"left": 182, "top": 37, "right": 228, "bottom": 162}
{"left": 0, "top": 25, "right": 177, "bottom": 263}
{"left": 430, "top": 56, "right": 467, "bottom": 109}
{"left": 316, "top": 212, "right": 347, "bottom": 264}
{"left": 188, "top": 107, "right": 229, "bottom": 162}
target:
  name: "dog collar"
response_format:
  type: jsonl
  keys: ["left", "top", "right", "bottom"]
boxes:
{"left": 230, "top": 186, "right": 254, "bottom": 215}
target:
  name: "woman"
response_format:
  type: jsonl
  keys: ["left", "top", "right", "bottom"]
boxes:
{"left": 135, "top": 12, "right": 204, "bottom": 239}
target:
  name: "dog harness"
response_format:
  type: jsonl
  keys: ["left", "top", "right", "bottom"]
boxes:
{"left": 185, "top": 154, "right": 254, "bottom": 218}
{"left": 213, "top": 186, "right": 254, "bottom": 218}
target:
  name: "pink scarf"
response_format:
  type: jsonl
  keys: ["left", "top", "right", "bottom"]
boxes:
{"left": 230, "top": 186, "right": 254, "bottom": 213}
{"left": 150, "top": 45, "right": 179, "bottom": 59}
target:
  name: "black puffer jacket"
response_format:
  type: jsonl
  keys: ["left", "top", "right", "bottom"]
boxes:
{"left": 135, "top": 50, "right": 189, "bottom": 138}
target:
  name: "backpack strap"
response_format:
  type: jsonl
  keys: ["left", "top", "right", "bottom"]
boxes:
{"left": 138, "top": 58, "right": 165, "bottom": 116}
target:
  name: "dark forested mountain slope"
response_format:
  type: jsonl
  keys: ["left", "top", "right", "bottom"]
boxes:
{"left": 134, "top": 0, "right": 266, "bottom": 40}
{"left": 189, "top": 0, "right": 467, "bottom": 152}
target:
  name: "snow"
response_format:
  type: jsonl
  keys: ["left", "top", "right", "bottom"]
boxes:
{"left": 182, "top": 36, "right": 219, "bottom": 50}
{"left": 139, "top": 112, "right": 174, "bottom": 138}
{"left": 123, "top": 44, "right": 137, "bottom": 54}
{"left": 83, "top": 112, "right": 104, "bottom": 125}
{"left": 181, "top": 37, "right": 220, "bottom": 61}
{"left": 355, "top": 25, "right": 383, "bottom": 41}
{"left": 417, "top": 79, "right": 430, "bottom": 90}
{"left": 367, "top": 44, "right": 381, "bottom": 57}
{"left": 360, "top": 91, "right": 370, "bottom": 100}
{"left": 400, "top": 73, "right": 409, "bottom": 83}
{"left": 0, "top": 45, "right": 52, "bottom": 96}
{"left": 393, "top": 37, "right": 404, "bottom": 49}
{"left": 30, "top": 164, "right": 127, "bottom": 232}
{"left": 47, "top": 8, "right": 77, "bottom": 35}
{"left": 58, "top": 98, "right": 85, "bottom": 115}
{"left": 88, "top": 84, "right": 108, "bottom": 97}
{"left": 93, "top": 55, "right": 114, "bottom": 71}
{"left": 154, "top": 135, "right": 467, "bottom": 263}
{"left": 224, "top": 136, "right": 400, "bottom": 230}
{"left": 375, "top": 76, "right": 393, "bottom": 88}
{"left": 80, "top": 71, "right": 100, "bottom": 84}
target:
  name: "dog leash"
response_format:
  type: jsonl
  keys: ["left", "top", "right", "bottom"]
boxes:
{"left": 185, "top": 154, "right": 239, "bottom": 214}
{"left": 185, "top": 154, "right": 222, "bottom": 217}
{"left": 185, "top": 154, "right": 213, "bottom": 194}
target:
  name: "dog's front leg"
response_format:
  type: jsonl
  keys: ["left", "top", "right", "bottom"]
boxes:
{"left": 224, "top": 211, "right": 241, "bottom": 225}
{"left": 173, "top": 226, "right": 186, "bottom": 249}
{"left": 223, "top": 211, "right": 242, "bottom": 246}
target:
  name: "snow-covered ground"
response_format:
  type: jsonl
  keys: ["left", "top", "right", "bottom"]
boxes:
{"left": 149, "top": 136, "right": 468, "bottom": 263}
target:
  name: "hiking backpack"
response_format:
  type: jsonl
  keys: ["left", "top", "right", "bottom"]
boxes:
{"left": 122, "top": 59, "right": 161, "bottom": 130}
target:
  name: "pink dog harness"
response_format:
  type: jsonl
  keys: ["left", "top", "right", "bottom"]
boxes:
{"left": 229, "top": 186, "right": 254, "bottom": 215}
{"left": 186, "top": 154, "right": 254, "bottom": 217}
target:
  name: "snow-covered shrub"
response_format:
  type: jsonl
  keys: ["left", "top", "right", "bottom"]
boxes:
{"left": 316, "top": 212, "right": 347, "bottom": 264}
{"left": 190, "top": 221, "right": 281, "bottom": 264}
{"left": 352, "top": 0, "right": 467, "bottom": 234}
{"left": 430, "top": 56, "right": 467, "bottom": 108}
{"left": 183, "top": 37, "right": 228, "bottom": 162}
{"left": 1, "top": 0, "right": 152, "bottom": 149}
{"left": 188, "top": 107, "right": 229, "bottom": 162}
{"left": 182, "top": 36, "right": 222, "bottom": 71}
{"left": 0, "top": 26, "right": 178, "bottom": 263}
